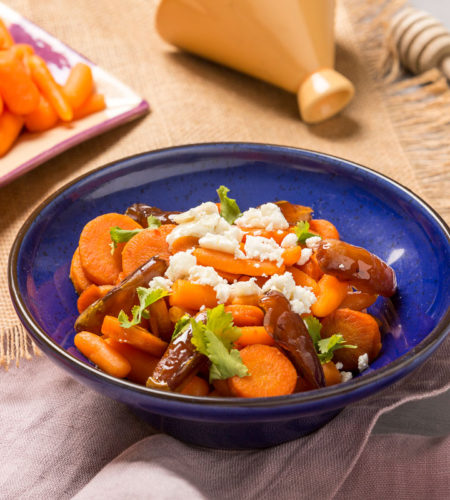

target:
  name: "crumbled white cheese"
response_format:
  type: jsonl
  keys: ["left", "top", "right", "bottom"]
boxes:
{"left": 148, "top": 276, "right": 173, "bottom": 292}
{"left": 198, "top": 233, "right": 240, "bottom": 254}
{"left": 229, "top": 279, "right": 262, "bottom": 298}
{"left": 235, "top": 203, "right": 289, "bottom": 230}
{"left": 280, "top": 233, "right": 298, "bottom": 248}
{"left": 305, "top": 236, "right": 322, "bottom": 250}
{"left": 170, "top": 201, "right": 218, "bottom": 224}
{"left": 214, "top": 283, "right": 231, "bottom": 304}
{"left": 166, "top": 213, "right": 225, "bottom": 247}
{"left": 244, "top": 236, "right": 284, "bottom": 266}
{"left": 165, "top": 251, "right": 196, "bottom": 281}
{"left": 297, "top": 247, "right": 312, "bottom": 266}
{"left": 358, "top": 353, "right": 369, "bottom": 372}
{"left": 335, "top": 362, "right": 344, "bottom": 370}
{"left": 340, "top": 371, "right": 353, "bottom": 383}
{"left": 262, "top": 272, "right": 317, "bottom": 315}
{"left": 188, "top": 265, "right": 227, "bottom": 288}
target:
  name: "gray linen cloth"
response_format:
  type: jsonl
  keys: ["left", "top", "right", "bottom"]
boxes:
{"left": 1, "top": 335, "right": 448, "bottom": 500}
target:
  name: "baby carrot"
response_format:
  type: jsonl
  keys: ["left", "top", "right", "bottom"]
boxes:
{"left": 70, "top": 247, "right": 93, "bottom": 294}
{"left": 101, "top": 315, "right": 168, "bottom": 357}
{"left": 0, "top": 18, "right": 14, "bottom": 49}
{"left": 179, "top": 375, "right": 210, "bottom": 396}
{"left": 121, "top": 225, "right": 175, "bottom": 276}
{"left": 76, "top": 284, "right": 113, "bottom": 313}
{"left": 74, "top": 331, "right": 131, "bottom": 378}
{"left": 0, "top": 50, "right": 40, "bottom": 115}
{"left": 322, "top": 361, "right": 342, "bottom": 386}
{"left": 0, "top": 110, "right": 24, "bottom": 157}
{"left": 224, "top": 305, "right": 264, "bottom": 327}
{"left": 309, "top": 219, "right": 339, "bottom": 240}
{"left": 170, "top": 235, "right": 199, "bottom": 254}
{"left": 281, "top": 245, "right": 302, "bottom": 266}
{"left": 24, "top": 93, "right": 59, "bottom": 132}
{"left": 72, "top": 93, "right": 106, "bottom": 120}
{"left": 62, "top": 62, "right": 93, "bottom": 110}
{"left": 298, "top": 254, "right": 324, "bottom": 281}
{"left": 10, "top": 43, "right": 34, "bottom": 61}
{"left": 234, "top": 326, "right": 275, "bottom": 347}
{"left": 169, "top": 279, "right": 218, "bottom": 310}
{"left": 28, "top": 55, "right": 73, "bottom": 121}
{"left": 228, "top": 344, "right": 297, "bottom": 398}
{"left": 193, "top": 247, "right": 285, "bottom": 277}
{"left": 310, "top": 274, "right": 348, "bottom": 317}
{"left": 78, "top": 213, "right": 142, "bottom": 285}
{"left": 287, "top": 266, "right": 320, "bottom": 297}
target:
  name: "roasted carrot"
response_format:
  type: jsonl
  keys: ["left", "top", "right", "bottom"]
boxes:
{"left": 179, "top": 376, "right": 210, "bottom": 396}
{"left": 193, "top": 247, "right": 285, "bottom": 277}
{"left": 104, "top": 338, "right": 160, "bottom": 385}
{"left": 10, "top": 44, "right": 34, "bottom": 63}
{"left": 62, "top": 62, "right": 93, "bottom": 110}
{"left": 298, "top": 253, "right": 324, "bottom": 281}
{"left": 228, "top": 344, "right": 297, "bottom": 398}
{"left": 322, "top": 361, "right": 342, "bottom": 386}
{"left": 230, "top": 294, "right": 260, "bottom": 307}
{"left": 242, "top": 229, "right": 290, "bottom": 245}
{"left": 115, "top": 271, "right": 127, "bottom": 285}
{"left": 0, "top": 18, "right": 14, "bottom": 49}
{"left": 74, "top": 331, "right": 131, "bottom": 378}
{"left": 0, "top": 51, "right": 40, "bottom": 115}
{"left": 287, "top": 266, "right": 320, "bottom": 296}
{"left": 70, "top": 247, "right": 93, "bottom": 294}
{"left": 0, "top": 93, "right": 3, "bottom": 115}
{"left": 76, "top": 284, "right": 113, "bottom": 313}
{"left": 72, "top": 93, "right": 106, "bottom": 120}
{"left": 169, "top": 235, "right": 198, "bottom": 254}
{"left": 309, "top": 219, "right": 339, "bottom": 240}
{"left": 321, "top": 308, "right": 382, "bottom": 370}
{"left": 168, "top": 305, "right": 192, "bottom": 323}
{"left": 121, "top": 225, "right": 175, "bottom": 276}
{"left": 310, "top": 274, "right": 348, "bottom": 317}
{"left": 169, "top": 279, "right": 218, "bottom": 310}
{"left": 339, "top": 288, "right": 378, "bottom": 311}
{"left": 149, "top": 299, "right": 173, "bottom": 341}
{"left": 78, "top": 213, "right": 142, "bottom": 285}
{"left": 281, "top": 245, "right": 302, "bottom": 266}
{"left": 0, "top": 110, "right": 23, "bottom": 157}
{"left": 24, "top": 93, "right": 59, "bottom": 132}
{"left": 216, "top": 269, "right": 241, "bottom": 283}
{"left": 234, "top": 326, "right": 275, "bottom": 347}
{"left": 28, "top": 55, "right": 73, "bottom": 121}
{"left": 101, "top": 315, "right": 168, "bottom": 357}
{"left": 224, "top": 305, "right": 264, "bottom": 327}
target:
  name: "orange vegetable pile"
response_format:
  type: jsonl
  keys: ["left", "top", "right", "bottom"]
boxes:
{"left": 69, "top": 194, "right": 397, "bottom": 399}
{"left": 0, "top": 18, "right": 106, "bottom": 157}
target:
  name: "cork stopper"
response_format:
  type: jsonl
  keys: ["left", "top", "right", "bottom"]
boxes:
{"left": 297, "top": 69, "right": 355, "bottom": 124}
{"left": 390, "top": 7, "right": 450, "bottom": 78}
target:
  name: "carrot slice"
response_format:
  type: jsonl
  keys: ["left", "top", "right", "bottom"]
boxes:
{"left": 24, "top": 93, "right": 58, "bottom": 132}
{"left": 170, "top": 235, "right": 198, "bottom": 254}
{"left": 298, "top": 253, "right": 323, "bottom": 281}
{"left": 74, "top": 331, "right": 131, "bottom": 378}
{"left": 0, "top": 18, "right": 14, "bottom": 49}
{"left": 104, "top": 338, "right": 160, "bottom": 385}
{"left": 77, "top": 284, "right": 113, "bottom": 313}
{"left": 193, "top": 247, "right": 285, "bottom": 277}
{"left": 179, "top": 376, "right": 210, "bottom": 396}
{"left": 242, "top": 229, "right": 290, "bottom": 245}
{"left": 310, "top": 274, "right": 348, "bottom": 317}
{"left": 62, "top": 62, "right": 93, "bottom": 110}
{"left": 224, "top": 305, "right": 264, "bottom": 327}
{"left": 101, "top": 315, "right": 168, "bottom": 357}
{"left": 228, "top": 344, "right": 297, "bottom": 398}
{"left": 309, "top": 219, "right": 339, "bottom": 240}
{"left": 28, "top": 55, "right": 73, "bottom": 121}
{"left": 281, "top": 245, "right": 302, "bottom": 266}
{"left": 70, "top": 247, "right": 93, "bottom": 294}
{"left": 72, "top": 93, "right": 106, "bottom": 120}
{"left": 168, "top": 305, "right": 192, "bottom": 323}
{"left": 0, "top": 110, "right": 23, "bottom": 157}
{"left": 234, "top": 326, "right": 275, "bottom": 347}
{"left": 79, "top": 213, "right": 142, "bottom": 285}
{"left": 321, "top": 308, "right": 382, "bottom": 371}
{"left": 169, "top": 280, "right": 218, "bottom": 310}
{"left": 322, "top": 361, "right": 342, "bottom": 386}
{"left": 121, "top": 225, "right": 175, "bottom": 276}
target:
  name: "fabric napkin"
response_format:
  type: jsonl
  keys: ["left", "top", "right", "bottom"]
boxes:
{"left": 1, "top": 335, "right": 448, "bottom": 499}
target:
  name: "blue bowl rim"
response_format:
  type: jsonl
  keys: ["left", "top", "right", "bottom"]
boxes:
{"left": 8, "top": 142, "right": 450, "bottom": 410}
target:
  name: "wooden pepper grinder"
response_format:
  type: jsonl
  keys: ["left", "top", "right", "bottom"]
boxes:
{"left": 389, "top": 7, "right": 450, "bottom": 78}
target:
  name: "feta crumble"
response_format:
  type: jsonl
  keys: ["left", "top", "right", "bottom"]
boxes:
{"left": 297, "top": 247, "right": 312, "bottom": 266}
{"left": 188, "top": 265, "right": 226, "bottom": 288}
{"left": 198, "top": 232, "right": 240, "bottom": 254}
{"left": 165, "top": 251, "right": 196, "bottom": 281}
{"left": 358, "top": 353, "right": 369, "bottom": 372}
{"left": 305, "top": 236, "right": 322, "bottom": 250}
{"left": 280, "top": 233, "right": 298, "bottom": 248}
{"left": 340, "top": 371, "right": 353, "bottom": 383}
{"left": 170, "top": 201, "right": 218, "bottom": 224}
{"left": 148, "top": 276, "right": 173, "bottom": 292}
{"left": 244, "top": 236, "right": 284, "bottom": 266}
{"left": 235, "top": 203, "right": 288, "bottom": 230}
{"left": 335, "top": 362, "right": 343, "bottom": 370}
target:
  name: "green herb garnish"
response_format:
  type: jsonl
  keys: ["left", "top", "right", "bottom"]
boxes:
{"left": 294, "top": 221, "right": 318, "bottom": 244}
{"left": 109, "top": 226, "right": 143, "bottom": 254}
{"left": 147, "top": 216, "right": 162, "bottom": 229}
{"left": 171, "top": 314, "right": 191, "bottom": 341}
{"left": 217, "top": 185, "right": 241, "bottom": 224}
{"left": 118, "top": 287, "right": 169, "bottom": 328}
{"left": 190, "top": 304, "right": 248, "bottom": 381}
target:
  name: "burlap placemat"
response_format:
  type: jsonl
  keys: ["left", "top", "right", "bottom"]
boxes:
{"left": 0, "top": 0, "right": 448, "bottom": 367}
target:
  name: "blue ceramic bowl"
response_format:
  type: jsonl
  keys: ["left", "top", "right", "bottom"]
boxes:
{"left": 9, "top": 143, "right": 450, "bottom": 449}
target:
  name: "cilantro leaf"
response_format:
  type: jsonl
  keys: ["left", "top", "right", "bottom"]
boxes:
{"left": 171, "top": 314, "right": 191, "bottom": 341}
{"left": 316, "top": 334, "right": 357, "bottom": 364}
{"left": 118, "top": 287, "right": 169, "bottom": 328}
{"left": 190, "top": 305, "right": 248, "bottom": 381}
{"left": 110, "top": 226, "right": 143, "bottom": 254}
{"left": 303, "top": 315, "right": 322, "bottom": 345}
{"left": 147, "top": 216, "right": 162, "bottom": 229}
{"left": 217, "top": 185, "right": 241, "bottom": 224}
{"left": 295, "top": 221, "right": 318, "bottom": 244}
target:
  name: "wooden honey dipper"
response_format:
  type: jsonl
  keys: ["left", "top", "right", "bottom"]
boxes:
{"left": 389, "top": 7, "right": 450, "bottom": 78}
